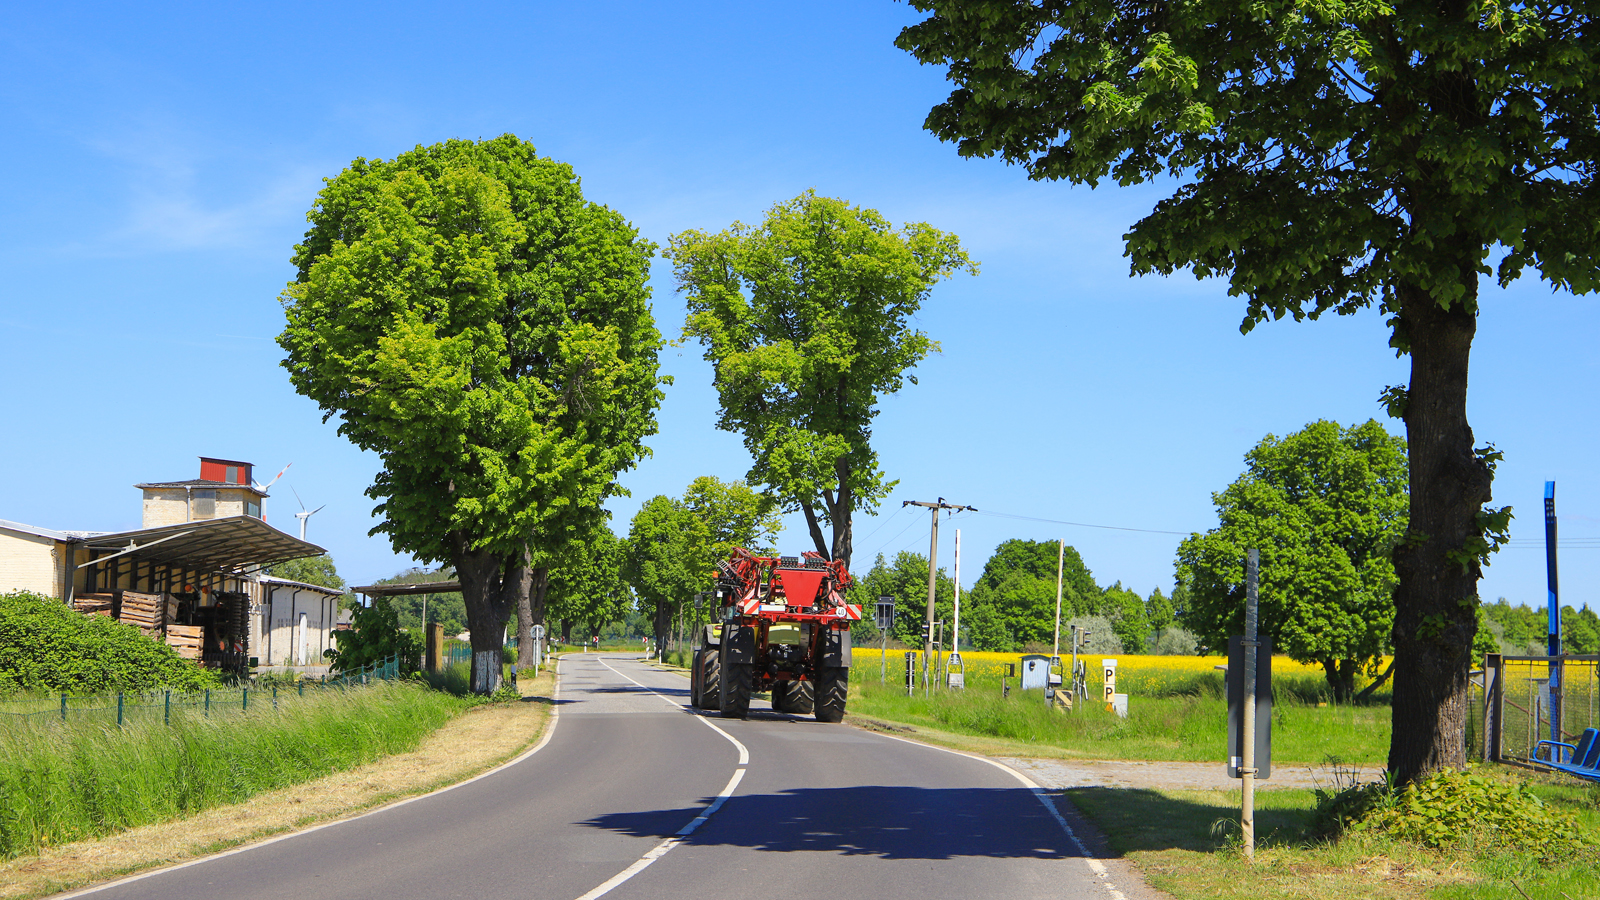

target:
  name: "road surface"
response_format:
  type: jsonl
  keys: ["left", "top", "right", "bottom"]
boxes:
{"left": 64, "top": 653, "right": 1147, "bottom": 900}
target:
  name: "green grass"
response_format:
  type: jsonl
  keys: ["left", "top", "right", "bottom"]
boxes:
{"left": 1066, "top": 770, "right": 1600, "bottom": 899}
{"left": 850, "top": 671, "right": 1391, "bottom": 764}
{"left": 0, "top": 680, "right": 465, "bottom": 859}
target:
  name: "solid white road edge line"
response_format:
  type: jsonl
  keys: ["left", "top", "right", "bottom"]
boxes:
{"left": 867, "top": 728, "right": 1129, "bottom": 900}
{"left": 570, "top": 656, "right": 752, "bottom": 900}
{"left": 53, "top": 657, "right": 566, "bottom": 900}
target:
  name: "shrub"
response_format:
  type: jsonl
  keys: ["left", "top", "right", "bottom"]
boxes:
{"left": 0, "top": 592, "right": 218, "bottom": 695}
{"left": 327, "top": 599, "right": 421, "bottom": 674}
{"left": 1322, "top": 767, "right": 1596, "bottom": 861}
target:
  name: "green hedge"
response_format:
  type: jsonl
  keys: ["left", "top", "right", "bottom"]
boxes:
{"left": 0, "top": 591, "right": 218, "bottom": 694}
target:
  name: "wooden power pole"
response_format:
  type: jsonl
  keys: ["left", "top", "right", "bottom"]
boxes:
{"left": 903, "top": 498, "right": 975, "bottom": 691}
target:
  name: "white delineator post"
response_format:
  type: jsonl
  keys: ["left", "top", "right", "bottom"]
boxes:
{"left": 1242, "top": 548, "right": 1259, "bottom": 861}
{"left": 1053, "top": 539, "right": 1064, "bottom": 661}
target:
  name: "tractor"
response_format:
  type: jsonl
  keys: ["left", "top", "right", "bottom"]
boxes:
{"left": 689, "top": 549, "right": 859, "bottom": 721}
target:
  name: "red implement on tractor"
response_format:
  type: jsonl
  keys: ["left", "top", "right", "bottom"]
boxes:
{"left": 689, "top": 549, "right": 860, "bottom": 721}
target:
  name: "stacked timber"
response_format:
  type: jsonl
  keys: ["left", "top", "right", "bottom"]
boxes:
{"left": 118, "top": 591, "right": 165, "bottom": 632}
{"left": 166, "top": 624, "right": 203, "bottom": 660}
{"left": 73, "top": 594, "right": 114, "bottom": 617}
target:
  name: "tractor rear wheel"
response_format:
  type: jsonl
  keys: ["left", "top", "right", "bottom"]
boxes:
{"left": 701, "top": 649, "right": 722, "bottom": 710}
{"left": 814, "top": 666, "right": 847, "bottom": 723}
{"left": 721, "top": 661, "right": 752, "bottom": 719}
{"left": 787, "top": 679, "right": 815, "bottom": 714}
{"left": 770, "top": 679, "right": 790, "bottom": 712}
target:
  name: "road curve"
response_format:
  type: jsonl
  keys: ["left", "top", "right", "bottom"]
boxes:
{"left": 62, "top": 653, "right": 1140, "bottom": 900}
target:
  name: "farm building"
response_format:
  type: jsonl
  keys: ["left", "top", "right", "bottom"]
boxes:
{"left": 0, "top": 456, "right": 327, "bottom": 674}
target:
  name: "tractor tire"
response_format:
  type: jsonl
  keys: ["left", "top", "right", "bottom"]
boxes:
{"left": 786, "top": 679, "right": 815, "bottom": 715}
{"left": 690, "top": 649, "right": 703, "bottom": 708}
{"left": 701, "top": 649, "right": 722, "bottom": 711}
{"left": 770, "top": 679, "right": 789, "bottom": 712}
{"left": 721, "top": 662, "right": 752, "bottom": 719}
{"left": 814, "top": 666, "right": 847, "bottom": 723}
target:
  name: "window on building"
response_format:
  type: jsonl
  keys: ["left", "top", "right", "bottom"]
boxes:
{"left": 246, "top": 498, "right": 261, "bottom": 519}
{"left": 192, "top": 490, "right": 216, "bottom": 519}
{"left": 226, "top": 466, "right": 239, "bottom": 484}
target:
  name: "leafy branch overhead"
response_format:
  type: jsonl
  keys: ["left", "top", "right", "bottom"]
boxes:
{"left": 669, "top": 191, "right": 976, "bottom": 567}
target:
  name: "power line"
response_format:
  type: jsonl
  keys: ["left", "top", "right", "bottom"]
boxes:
{"left": 970, "top": 508, "right": 1191, "bottom": 536}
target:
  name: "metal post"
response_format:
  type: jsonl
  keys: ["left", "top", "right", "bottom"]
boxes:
{"left": 1545, "top": 482, "right": 1563, "bottom": 742}
{"left": 273, "top": 685, "right": 278, "bottom": 709}
{"left": 117, "top": 692, "right": 124, "bottom": 727}
{"left": 299, "top": 681, "right": 304, "bottom": 697}
{"left": 243, "top": 688, "right": 249, "bottom": 712}
{"left": 205, "top": 689, "right": 210, "bottom": 716}
{"left": 1242, "top": 548, "right": 1259, "bottom": 861}
{"left": 952, "top": 529, "right": 962, "bottom": 656}
{"left": 924, "top": 504, "right": 939, "bottom": 693}
{"left": 61, "top": 694, "right": 67, "bottom": 723}
{"left": 1053, "top": 539, "right": 1064, "bottom": 662}
{"left": 164, "top": 690, "right": 171, "bottom": 725}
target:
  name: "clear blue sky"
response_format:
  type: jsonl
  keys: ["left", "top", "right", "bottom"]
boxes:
{"left": 2, "top": 2, "right": 1594, "bottom": 612}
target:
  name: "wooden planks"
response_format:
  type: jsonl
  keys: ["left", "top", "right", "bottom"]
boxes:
{"left": 73, "top": 593, "right": 114, "bottom": 616}
{"left": 166, "top": 624, "right": 203, "bottom": 660}
{"left": 118, "top": 591, "right": 165, "bottom": 632}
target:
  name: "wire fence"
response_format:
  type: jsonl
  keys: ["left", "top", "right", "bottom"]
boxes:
{"left": 0, "top": 654, "right": 407, "bottom": 729}
{"left": 1480, "top": 654, "right": 1600, "bottom": 766}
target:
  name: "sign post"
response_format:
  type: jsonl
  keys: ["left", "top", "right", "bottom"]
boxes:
{"left": 877, "top": 597, "right": 895, "bottom": 684}
{"left": 1102, "top": 659, "right": 1118, "bottom": 711}
{"left": 1228, "top": 548, "right": 1270, "bottom": 861}
{"left": 1546, "top": 481, "right": 1563, "bottom": 744}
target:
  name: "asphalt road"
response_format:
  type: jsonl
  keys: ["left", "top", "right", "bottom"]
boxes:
{"left": 65, "top": 653, "right": 1147, "bottom": 900}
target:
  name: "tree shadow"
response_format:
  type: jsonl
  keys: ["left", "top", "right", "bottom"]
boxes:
{"left": 1063, "top": 786, "right": 1315, "bottom": 854}
{"left": 582, "top": 786, "right": 1084, "bottom": 860}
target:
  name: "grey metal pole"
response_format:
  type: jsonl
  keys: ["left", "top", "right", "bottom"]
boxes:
{"left": 924, "top": 503, "right": 939, "bottom": 694}
{"left": 1053, "top": 539, "right": 1064, "bottom": 661}
{"left": 1242, "top": 548, "right": 1259, "bottom": 861}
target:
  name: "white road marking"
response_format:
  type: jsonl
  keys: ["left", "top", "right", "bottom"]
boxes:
{"left": 572, "top": 656, "right": 750, "bottom": 900}
{"left": 54, "top": 659, "right": 566, "bottom": 900}
{"left": 868, "top": 729, "right": 1129, "bottom": 900}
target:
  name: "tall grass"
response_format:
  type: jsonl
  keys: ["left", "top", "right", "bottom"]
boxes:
{"left": 0, "top": 681, "right": 464, "bottom": 859}
{"left": 850, "top": 670, "right": 1391, "bottom": 764}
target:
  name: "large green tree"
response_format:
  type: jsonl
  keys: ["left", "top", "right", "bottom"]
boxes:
{"left": 278, "top": 135, "right": 663, "bottom": 692}
{"left": 1176, "top": 420, "right": 1408, "bottom": 702}
{"left": 668, "top": 191, "right": 975, "bottom": 569}
{"left": 895, "top": 0, "right": 1595, "bottom": 782}
{"left": 623, "top": 495, "right": 706, "bottom": 652}
{"left": 848, "top": 551, "right": 957, "bottom": 647}
{"left": 964, "top": 539, "right": 1098, "bottom": 649}
{"left": 546, "top": 524, "right": 628, "bottom": 644}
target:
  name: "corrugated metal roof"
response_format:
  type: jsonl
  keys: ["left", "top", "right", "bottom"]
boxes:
{"left": 260, "top": 575, "right": 346, "bottom": 596}
{"left": 0, "top": 519, "right": 107, "bottom": 541}
{"left": 79, "top": 516, "right": 323, "bottom": 574}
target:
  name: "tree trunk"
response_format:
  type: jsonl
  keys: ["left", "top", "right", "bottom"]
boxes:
{"left": 516, "top": 566, "right": 547, "bottom": 670}
{"left": 561, "top": 618, "right": 573, "bottom": 644}
{"left": 653, "top": 597, "right": 672, "bottom": 661}
{"left": 454, "top": 537, "right": 532, "bottom": 694}
{"left": 1388, "top": 285, "right": 1495, "bottom": 785}
{"left": 832, "top": 456, "right": 853, "bottom": 570}
{"left": 1321, "top": 658, "right": 1358, "bottom": 704}
{"left": 800, "top": 501, "right": 831, "bottom": 559}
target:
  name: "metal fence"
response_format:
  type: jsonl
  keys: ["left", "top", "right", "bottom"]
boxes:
{"left": 1481, "top": 654, "right": 1600, "bottom": 766}
{"left": 0, "top": 653, "right": 408, "bottom": 728}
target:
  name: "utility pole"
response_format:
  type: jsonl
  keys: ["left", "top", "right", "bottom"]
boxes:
{"left": 1546, "top": 481, "right": 1562, "bottom": 743}
{"left": 952, "top": 529, "right": 962, "bottom": 659}
{"left": 904, "top": 498, "right": 976, "bottom": 693}
{"left": 1242, "top": 548, "right": 1260, "bottom": 861}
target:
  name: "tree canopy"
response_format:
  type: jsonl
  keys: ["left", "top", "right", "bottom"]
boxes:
{"left": 546, "top": 523, "right": 628, "bottom": 643}
{"left": 1177, "top": 420, "right": 1408, "bottom": 701}
{"left": 278, "top": 135, "right": 662, "bottom": 691}
{"left": 895, "top": 0, "right": 1598, "bottom": 782}
{"left": 668, "top": 191, "right": 975, "bottom": 569}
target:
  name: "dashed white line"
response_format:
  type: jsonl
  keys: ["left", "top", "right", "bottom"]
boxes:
{"left": 573, "top": 656, "right": 749, "bottom": 900}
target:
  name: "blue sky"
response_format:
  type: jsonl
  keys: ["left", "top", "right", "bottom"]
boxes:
{"left": 2, "top": 2, "right": 1594, "bottom": 612}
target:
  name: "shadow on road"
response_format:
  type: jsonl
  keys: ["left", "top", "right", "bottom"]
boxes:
{"left": 581, "top": 786, "right": 1083, "bottom": 860}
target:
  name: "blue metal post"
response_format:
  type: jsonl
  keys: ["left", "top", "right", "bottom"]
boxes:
{"left": 1545, "top": 481, "right": 1562, "bottom": 743}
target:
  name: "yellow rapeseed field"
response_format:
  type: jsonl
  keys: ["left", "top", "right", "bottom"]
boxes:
{"left": 851, "top": 648, "right": 1366, "bottom": 690}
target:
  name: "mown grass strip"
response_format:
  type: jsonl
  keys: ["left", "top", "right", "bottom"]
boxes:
{"left": 848, "top": 672, "right": 1390, "bottom": 764}
{"left": 0, "top": 680, "right": 465, "bottom": 860}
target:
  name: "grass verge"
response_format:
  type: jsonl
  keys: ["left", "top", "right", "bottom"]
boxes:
{"left": 1064, "top": 768, "right": 1600, "bottom": 900}
{"left": 0, "top": 669, "right": 556, "bottom": 899}
{"left": 848, "top": 673, "right": 1389, "bottom": 764}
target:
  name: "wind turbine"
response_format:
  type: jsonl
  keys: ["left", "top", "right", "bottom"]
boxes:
{"left": 291, "top": 486, "right": 326, "bottom": 541}
{"left": 253, "top": 462, "right": 292, "bottom": 494}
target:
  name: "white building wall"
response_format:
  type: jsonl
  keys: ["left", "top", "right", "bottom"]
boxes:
{"left": 262, "top": 583, "right": 340, "bottom": 666}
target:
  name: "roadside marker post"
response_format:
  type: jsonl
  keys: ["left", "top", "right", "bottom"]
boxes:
{"left": 905, "top": 651, "right": 916, "bottom": 696}
{"left": 1226, "top": 548, "right": 1274, "bottom": 861}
